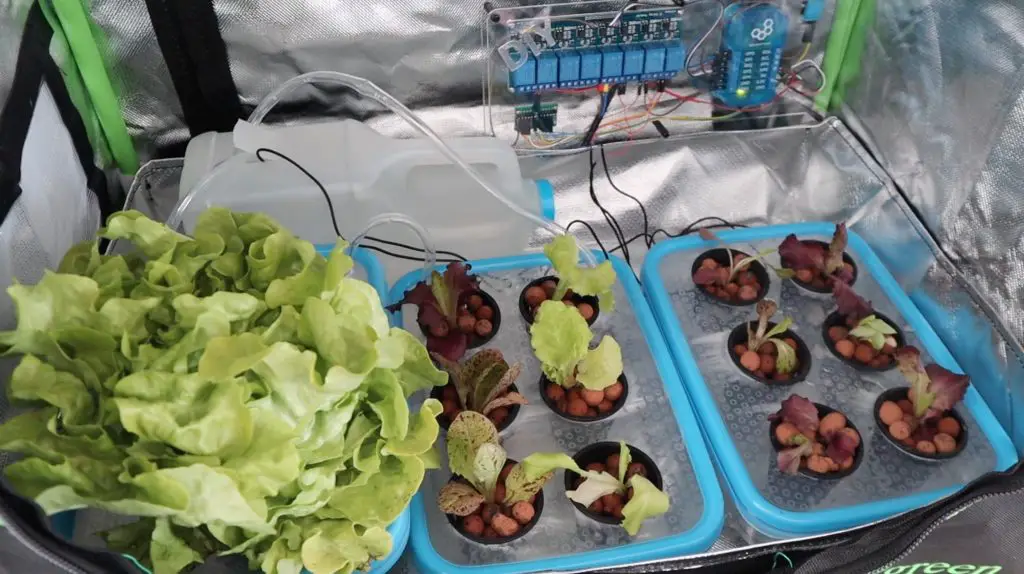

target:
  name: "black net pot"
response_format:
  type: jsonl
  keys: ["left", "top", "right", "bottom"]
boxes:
{"left": 769, "top": 402, "right": 864, "bottom": 480}
{"left": 727, "top": 321, "right": 812, "bottom": 385}
{"left": 518, "top": 275, "right": 599, "bottom": 326}
{"left": 538, "top": 373, "right": 628, "bottom": 422}
{"left": 690, "top": 248, "right": 770, "bottom": 307}
{"left": 821, "top": 311, "right": 906, "bottom": 372}
{"left": 444, "top": 462, "right": 544, "bottom": 545}
{"left": 429, "top": 383, "right": 521, "bottom": 432}
{"left": 780, "top": 239, "right": 858, "bottom": 294}
{"left": 874, "top": 387, "right": 968, "bottom": 462}
{"left": 563, "top": 442, "right": 663, "bottom": 524}
{"left": 417, "top": 289, "right": 501, "bottom": 350}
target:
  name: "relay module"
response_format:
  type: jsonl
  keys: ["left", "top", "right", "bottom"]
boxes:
{"left": 501, "top": 9, "right": 687, "bottom": 93}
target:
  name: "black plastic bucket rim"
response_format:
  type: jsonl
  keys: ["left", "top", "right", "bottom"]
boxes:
{"left": 563, "top": 441, "right": 664, "bottom": 524}
{"left": 769, "top": 402, "right": 864, "bottom": 480}
{"left": 538, "top": 373, "right": 628, "bottom": 422}
{"left": 690, "top": 248, "right": 770, "bottom": 307}
{"left": 821, "top": 311, "right": 906, "bottom": 372}
{"left": 873, "top": 387, "right": 968, "bottom": 462}
{"left": 727, "top": 321, "right": 812, "bottom": 385}
{"left": 444, "top": 461, "right": 544, "bottom": 545}
{"left": 518, "top": 275, "right": 600, "bottom": 326}
{"left": 780, "top": 239, "right": 859, "bottom": 294}
{"left": 417, "top": 289, "right": 501, "bottom": 350}
{"left": 430, "top": 382, "right": 522, "bottom": 432}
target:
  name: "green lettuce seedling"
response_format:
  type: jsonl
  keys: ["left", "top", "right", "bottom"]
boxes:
{"left": 565, "top": 441, "right": 670, "bottom": 535}
{"left": 530, "top": 300, "right": 623, "bottom": 391}
{"left": 544, "top": 235, "right": 616, "bottom": 313}
{"left": 741, "top": 299, "right": 798, "bottom": 375}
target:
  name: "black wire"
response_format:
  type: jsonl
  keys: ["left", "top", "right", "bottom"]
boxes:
{"left": 650, "top": 218, "right": 748, "bottom": 243}
{"left": 599, "top": 145, "right": 651, "bottom": 248}
{"left": 587, "top": 147, "right": 632, "bottom": 264}
{"left": 254, "top": 147, "right": 468, "bottom": 263}
{"left": 581, "top": 88, "right": 612, "bottom": 146}
{"left": 566, "top": 219, "right": 610, "bottom": 259}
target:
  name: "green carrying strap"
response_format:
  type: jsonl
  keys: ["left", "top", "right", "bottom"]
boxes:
{"left": 38, "top": 0, "right": 139, "bottom": 174}
{"left": 817, "top": 0, "right": 876, "bottom": 112}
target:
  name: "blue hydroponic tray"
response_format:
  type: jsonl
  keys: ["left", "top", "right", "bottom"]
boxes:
{"left": 390, "top": 252, "right": 723, "bottom": 574}
{"left": 60, "top": 246, "right": 407, "bottom": 574}
{"left": 641, "top": 223, "right": 1018, "bottom": 538}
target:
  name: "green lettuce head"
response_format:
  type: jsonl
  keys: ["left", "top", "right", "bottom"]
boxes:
{"left": 530, "top": 301, "right": 623, "bottom": 389}
{"left": 544, "top": 235, "right": 616, "bottom": 312}
{"left": 0, "top": 208, "right": 448, "bottom": 574}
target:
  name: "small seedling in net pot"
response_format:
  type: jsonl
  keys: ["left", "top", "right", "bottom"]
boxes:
{"left": 389, "top": 262, "right": 500, "bottom": 360}
{"left": 729, "top": 299, "right": 809, "bottom": 384}
{"left": 691, "top": 231, "right": 776, "bottom": 305}
{"left": 875, "top": 347, "right": 969, "bottom": 459}
{"left": 563, "top": 441, "right": 670, "bottom": 534}
{"left": 770, "top": 395, "right": 862, "bottom": 477}
{"left": 530, "top": 300, "right": 627, "bottom": 421}
{"left": 778, "top": 222, "right": 857, "bottom": 292}
{"left": 520, "top": 235, "right": 615, "bottom": 325}
{"left": 431, "top": 349, "right": 527, "bottom": 431}
{"left": 438, "top": 412, "right": 572, "bottom": 543}
{"left": 824, "top": 281, "right": 905, "bottom": 370}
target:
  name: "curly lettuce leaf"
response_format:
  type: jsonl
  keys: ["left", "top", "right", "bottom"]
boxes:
{"left": 473, "top": 442, "right": 507, "bottom": 501}
{"left": 576, "top": 336, "right": 623, "bottom": 391}
{"left": 621, "top": 476, "right": 670, "bottom": 535}
{"left": 777, "top": 440, "right": 813, "bottom": 475}
{"left": 924, "top": 364, "right": 969, "bottom": 415}
{"left": 505, "top": 452, "right": 585, "bottom": 504}
{"left": 565, "top": 471, "right": 623, "bottom": 507}
{"left": 850, "top": 314, "right": 897, "bottom": 350}
{"left": 300, "top": 521, "right": 391, "bottom": 574}
{"left": 832, "top": 280, "right": 872, "bottom": 322}
{"left": 150, "top": 517, "right": 204, "bottom": 574}
{"left": 772, "top": 395, "right": 819, "bottom": 436}
{"left": 325, "top": 455, "right": 425, "bottom": 528}
{"left": 446, "top": 411, "right": 499, "bottom": 480}
{"left": 530, "top": 300, "right": 591, "bottom": 387}
{"left": 437, "top": 482, "right": 485, "bottom": 516}
{"left": 101, "top": 210, "right": 191, "bottom": 259}
{"left": 772, "top": 337, "right": 797, "bottom": 375}
{"left": 544, "top": 235, "right": 616, "bottom": 312}
{"left": 825, "top": 428, "right": 858, "bottom": 464}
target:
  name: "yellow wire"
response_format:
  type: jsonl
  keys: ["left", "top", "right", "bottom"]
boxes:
{"left": 796, "top": 43, "right": 811, "bottom": 62}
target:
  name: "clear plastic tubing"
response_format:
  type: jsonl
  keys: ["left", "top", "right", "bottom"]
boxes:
{"left": 348, "top": 213, "right": 436, "bottom": 282}
{"left": 165, "top": 152, "right": 252, "bottom": 231}
{"left": 246, "top": 71, "right": 596, "bottom": 267}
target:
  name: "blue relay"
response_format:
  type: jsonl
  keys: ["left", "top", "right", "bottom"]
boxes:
{"left": 714, "top": 3, "right": 789, "bottom": 107}
{"left": 508, "top": 54, "right": 537, "bottom": 93}
{"left": 580, "top": 49, "right": 603, "bottom": 81}
{"left": 536, "top": 53, "right": 559, "bottom": 89}
{"left": 558, "top": 51, "right": 581, "bottom": 87}
{"left": 601, "top": 47, "right": 624, "bottom": 82}
{"left": 622, "top": 46, "right": 644, "bottom": 80}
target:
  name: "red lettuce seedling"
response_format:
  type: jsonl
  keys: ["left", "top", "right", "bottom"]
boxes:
{"left": 390, "top": 262, "right": 481, "bottom": 360}
{"left": 779, "top": 223, "right": 854, "bottom": 287}
{"left": 896, "top": 347, "right": 970, "bottom": 422}
{"left": 770, "top": 395, "right": 858, "bottom": 474}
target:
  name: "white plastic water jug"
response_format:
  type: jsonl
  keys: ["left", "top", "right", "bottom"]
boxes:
{"left": 176, "top": 119, "right": 554, "bottom": 281}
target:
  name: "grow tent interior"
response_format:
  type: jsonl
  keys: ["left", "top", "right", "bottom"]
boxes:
{"left": 2, "top": 0, "right": 1024, "bottom": 572}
